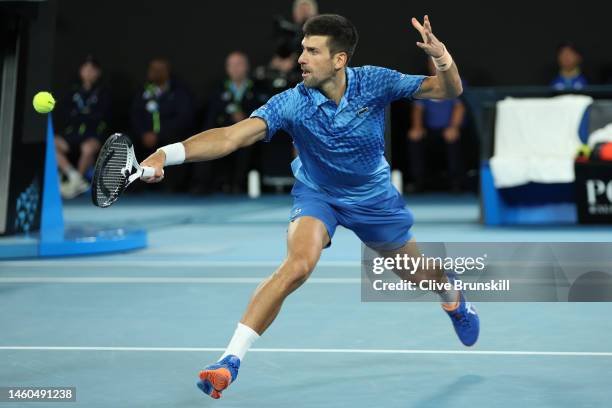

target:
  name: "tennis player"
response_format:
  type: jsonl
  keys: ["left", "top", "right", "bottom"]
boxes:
{"left": 141, "top": 14, "right": 479, "bottom": 399}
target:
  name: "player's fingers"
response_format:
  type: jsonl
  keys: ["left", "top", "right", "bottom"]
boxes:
{"left": 139, "top": 162, "right": 163, "bottom": 178}
{"left": 411, "top": 17, "right": 427, "bottom": 42}
{"left": 425, "top": 30, "right": 437, "bottom": 45}
{"left": 416, "top": 42, "right": 428, "bottom": 50}
{"left": 143, "top": 175, "right": 163, "bottom": 183}
{"left": 141, "top": 168, "right": 164, "bottom": 183}
{"left": 411, "top": 17, "right": 424, "bottom": 31}
{"left": 424, "top": 15, "right": 432, "bottom": 32}
{"left": 153, "top": 169, "right": 165, "bottom": 181}
{"left": 427, "top": 31, "right": 441, "bottom": 43}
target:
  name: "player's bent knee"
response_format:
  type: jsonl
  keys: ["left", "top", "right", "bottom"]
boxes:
{"left": 292, "top": 254, "right": 318, "bottom": 276}
{"left": 276, "top": 255, "right": 316, "bottom": 291}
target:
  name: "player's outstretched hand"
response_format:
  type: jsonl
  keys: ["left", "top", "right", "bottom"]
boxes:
{"left": 140, "top": 150, "right": 165, "bottom": 183}
{"left": 412, "top": 15, "right": 445, "bottom": 58}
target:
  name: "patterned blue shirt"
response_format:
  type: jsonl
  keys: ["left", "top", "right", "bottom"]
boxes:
{"left": 551, "top": 73, "right": 588, "bottom": 91}
{"left": 250, "top": 65, "right": 425, "bottom": 203}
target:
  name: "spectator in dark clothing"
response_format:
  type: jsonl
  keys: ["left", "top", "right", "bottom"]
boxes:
{"left": 205, "top": 52, "right": 259, "bottom": 129}
{"left": 132, "top": 58, "right": 194, "bottom": 191}
{"left": 55, "top": 56, "right": 110, "bottom": 199}
{"left": 551, "top": 42, "right": 588, "bottom": 90}
{"left": 407, "top": 59, "right": 466, "bottom": 192}
{"left": 197, "top": 51, "right": 259, "bottom": 194}
{"left": 253, "top": 42, "right": 302, "bottom": 98}
{"left": 273, "top": 0, "right": 318, "bottom": 55}
{"left": 253, "top": 42, "right": 301, "bottom": 188}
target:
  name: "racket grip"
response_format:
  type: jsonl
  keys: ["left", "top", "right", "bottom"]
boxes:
{"left": 141, "top": 166, "right": 156, "bottom": 178}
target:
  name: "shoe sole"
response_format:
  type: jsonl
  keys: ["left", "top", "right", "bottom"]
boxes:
{"left": 197, "top": 379, "right": 222, "bottom": 399}
{"left": 199, "top": 367, "right": 232, "bottom": 392}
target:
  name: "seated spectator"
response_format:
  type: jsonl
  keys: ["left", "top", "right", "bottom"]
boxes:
{"left": 131, "top": 58, "right": 194, "bottom": 191}
{"left": 197, "top": 51, "right": 259, "bottom": 193}
{"left": 55, "top": 56, "right": 110, "bottom": 199}
{"left": 551, "top": 42, "right": 588, "bottom": 91}
{"left": 407, "top": 59, "right": 466, "bottom": 192}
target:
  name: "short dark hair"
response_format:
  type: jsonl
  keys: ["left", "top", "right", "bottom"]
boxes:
{"left": 302, "top": 14, "right": 359, "bottom": 61}
{"left": 557, "top": 41, "right": 582, "bottom": 57}
{"left": 81, "top": 55, "right": 101, "bottom": 70}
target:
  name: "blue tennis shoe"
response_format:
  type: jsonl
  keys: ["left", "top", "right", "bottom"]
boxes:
{"left": 197, "top": 355, "right": 240, "bottom": 399}
{"left": 443, "top": 290, "right": 480, "bottom": 347}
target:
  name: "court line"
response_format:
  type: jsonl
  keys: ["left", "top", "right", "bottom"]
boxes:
{"left": 0, "top": 277, "right": 360, "bottom": 284}
{"left": 0, "top": 276, "right": 584, "bottom": 285}
{"left": 4, "top": 259, "right": 612, "bottom": 269}
{"left": 0, "top": 260, "right": 360, "bottom": 268}
{"left": 0, "top": 346, "right": 610, "bottom": 357}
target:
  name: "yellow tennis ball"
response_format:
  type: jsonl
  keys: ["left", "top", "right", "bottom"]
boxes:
{"left": 33, "top": 91, "right": 55, "bottom": 114}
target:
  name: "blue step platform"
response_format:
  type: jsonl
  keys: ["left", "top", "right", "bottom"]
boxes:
{"left": 0, "top": 115, "right": 147, "bottom": 259}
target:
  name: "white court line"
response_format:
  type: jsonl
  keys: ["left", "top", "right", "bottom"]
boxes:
{"left": 0, "top": 277, "right": 360, "bottom": 284}
{"left": 0, "top": 346, "right": 610, "bottom": 357}
{"left": 0, "top": 260, "right": 360, "bottom": 268}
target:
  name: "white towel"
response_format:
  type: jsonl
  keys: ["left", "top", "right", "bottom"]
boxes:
{"left": 490, "top": 95, "right": 592, "bottom": 188}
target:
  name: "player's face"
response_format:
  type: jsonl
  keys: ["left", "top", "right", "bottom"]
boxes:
{"left": 298, "top": 35, "right": 337, "bottom": 88}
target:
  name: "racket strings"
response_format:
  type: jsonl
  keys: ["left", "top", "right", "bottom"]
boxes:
{"left": 94, "top": 142, "right": 130, "bottom": 206}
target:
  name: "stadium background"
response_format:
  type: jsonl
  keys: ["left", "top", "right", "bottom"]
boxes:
{"left": 1, "top": 1, "right": 612, "bottom": 407}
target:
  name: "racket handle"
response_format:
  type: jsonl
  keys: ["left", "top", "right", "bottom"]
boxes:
{"left": 141, "top": 166, "right": 156, "bottom": 178}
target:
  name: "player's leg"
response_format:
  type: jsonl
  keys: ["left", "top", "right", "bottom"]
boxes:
{"left": 376, "top": 238, "right": 456, "bottom": 303}
{"left": 342, "top": 193, "right": 479, "bottom": 346}
{"left": 77, "top": 137, "right": 101, "bottom": 176}
{"left": 198, "top": 215, "right": 331, "bottom": 399}
{"left": 377, "top": 238, "right": 479, "bottom": 346}
{"left": 242, "top": 215, "right": 329, "bottom": 333}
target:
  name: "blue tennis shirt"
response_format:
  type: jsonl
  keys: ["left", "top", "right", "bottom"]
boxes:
{"left": 251, "top": 65, "right": 425, "bottom": 203}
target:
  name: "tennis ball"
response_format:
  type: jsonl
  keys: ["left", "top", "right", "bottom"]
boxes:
{"left": 576, "top": 144, "right": 591, "bottom": 158}
{"left": 33, "top": 91, "right": 55, "bottom": 114}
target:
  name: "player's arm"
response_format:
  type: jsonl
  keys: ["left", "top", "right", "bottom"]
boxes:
{"left": 183, "top": 118, "right": 266, "bottom": 161}
{"left": 411, "top": 15, "right": 463, "bottom": 100}
{"left": 140, "top": 118, "right": 267, "bottom": 182}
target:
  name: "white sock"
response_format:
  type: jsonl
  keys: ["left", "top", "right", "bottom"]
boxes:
{"left": 439, "top": 288, "right": 460, "bottom": 308}
{"left": 219, "top": 322, "right": 260, "bottom": 361}
{"left": 438, "top": 273, "right": 460, "bottom": 308}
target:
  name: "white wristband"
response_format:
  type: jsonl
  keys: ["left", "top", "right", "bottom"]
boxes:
{"left": 158, "top": 142, "right": 186, "bottom": 166}
{"left": 432, "top": 46, "right": 453, "bottom": 72}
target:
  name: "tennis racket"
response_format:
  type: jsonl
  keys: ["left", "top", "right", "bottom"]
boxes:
{"left": 91, "top": 133, "right": 159, "bottom": 207}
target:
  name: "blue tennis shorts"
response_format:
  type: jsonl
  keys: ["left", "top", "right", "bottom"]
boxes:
{"left": 290, "top": 181, "right": 414, "bottom": 250}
